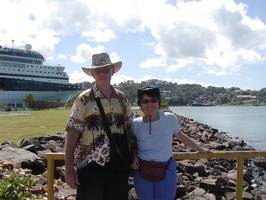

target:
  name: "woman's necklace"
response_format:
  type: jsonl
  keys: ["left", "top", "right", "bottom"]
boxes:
{"left": 143, "top": 112, "right": 159, "bottom": 135}
{"left": 143, "top": 112, "right": 159, "bottom": 122}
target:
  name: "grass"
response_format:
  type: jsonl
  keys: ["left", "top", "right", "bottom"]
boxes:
{"left": 0, "top": 108, "right": 71, "bottom": 145}
{"left": 0, "top": 108, "right": 143, "bottom": 145}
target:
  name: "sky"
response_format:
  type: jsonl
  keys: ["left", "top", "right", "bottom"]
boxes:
{"left": 1, "top": 0, "right": 266, "bottom": 90}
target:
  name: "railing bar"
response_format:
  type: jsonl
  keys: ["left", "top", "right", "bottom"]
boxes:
{"left": 173, "top": 151, "right": 266, "bottom": 160}
{"left": 46, "top": 151, "right": 266, "bottom": 200}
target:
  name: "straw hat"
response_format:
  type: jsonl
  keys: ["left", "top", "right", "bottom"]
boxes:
{"left": 82, "top": 52, "right": 122, "bottom": 76}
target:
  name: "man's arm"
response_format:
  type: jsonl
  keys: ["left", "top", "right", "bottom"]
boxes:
{"left": 65, "top": 130, "right": 80, "bottom": 189}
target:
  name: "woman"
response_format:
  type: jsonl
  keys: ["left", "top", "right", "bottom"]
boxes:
{"left": 131, "top": 86, "right": 211, "bottom": 200}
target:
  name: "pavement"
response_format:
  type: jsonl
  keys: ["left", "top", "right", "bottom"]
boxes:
{"left": 0, "top": 113, "right": 32, "bottom": 117}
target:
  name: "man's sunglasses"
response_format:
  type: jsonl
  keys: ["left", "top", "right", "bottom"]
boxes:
{"left": 141, "top": 98, "right": 158, "bottom": 104}
{"left": 92, "top": 66, "right": 112, "bottom": 74}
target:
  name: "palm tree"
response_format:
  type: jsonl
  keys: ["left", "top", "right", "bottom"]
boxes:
{"left": 85, "top": 114, "right": 100, "bottom": 147}
{"left": 116, "top": 114, "right": 125, "bottom": 130}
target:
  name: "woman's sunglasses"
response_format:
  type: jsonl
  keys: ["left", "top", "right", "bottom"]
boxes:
{"left": 141, "top": 98, "right": 158, "bottom": 104}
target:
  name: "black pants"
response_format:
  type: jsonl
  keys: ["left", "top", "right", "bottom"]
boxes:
{"left": 76, "top": 163, "right": 129, "bottom": 200}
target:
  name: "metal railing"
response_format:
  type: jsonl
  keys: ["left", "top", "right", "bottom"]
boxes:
{"left": 46, "top": 153, "right": 65, "bottom": 200}
{"left": 46, "top": 151, "right": 266, "bottom": 200}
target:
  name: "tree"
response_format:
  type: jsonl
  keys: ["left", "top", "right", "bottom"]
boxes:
{"left": 23, "top": 94, "right": 36, "bottom": 107}
{"left": 161, "top": 101, "right": 169, "bottom": 109}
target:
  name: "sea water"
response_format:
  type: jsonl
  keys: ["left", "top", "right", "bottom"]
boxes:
{"left": 169, "top": 106, "right": 266, "bottom": 150}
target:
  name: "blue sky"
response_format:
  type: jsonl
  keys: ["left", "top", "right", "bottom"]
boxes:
{"left": 1, "top": 0, "right": 266, "bottom": 90}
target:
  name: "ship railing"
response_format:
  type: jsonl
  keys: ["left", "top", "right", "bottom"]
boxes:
{"left": 46, "top": 151, "right": 266, "bottom": 200}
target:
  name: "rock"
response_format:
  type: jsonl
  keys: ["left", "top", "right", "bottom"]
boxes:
{"left": 225, "top": 192, "right": 236, "bottom": 200}
{"left": 200, "top": 178, "right": 225, "bottom": 195}
{"left": 254, "top": 157, "right": 266, "bottom": 170}
{"left": 0, "top": 114, "right": 265, "bottom": 199}
{"left": 242, "top": 190, "right": 254, "bottom": 199}
{"left": 0, "top": 146, "right": 40, "bottom": 164}
{"left": 128, "top": 188, "right": 138, "bottom": 200}
{"left": 21, "top": 159, "right": 46, "bottom": 175}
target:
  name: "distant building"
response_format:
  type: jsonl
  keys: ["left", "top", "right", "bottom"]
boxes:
{"left": 236, "top": 95, "right": 256, "bottom": 100}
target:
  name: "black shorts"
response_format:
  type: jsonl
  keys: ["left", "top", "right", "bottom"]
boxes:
{"left": 76, "top": 163, "right": 129, "bottom": 200}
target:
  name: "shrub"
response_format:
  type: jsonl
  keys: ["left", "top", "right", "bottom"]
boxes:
{"left": 5, "top": 106, "right": 13, "bottom": 111}
{"left": 0, "top": 172, "right": 34, "bottom": 199}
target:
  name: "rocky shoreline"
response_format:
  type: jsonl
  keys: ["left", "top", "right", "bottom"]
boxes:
{"left": 1, "top": 113, "right": 266, "bottom": 199}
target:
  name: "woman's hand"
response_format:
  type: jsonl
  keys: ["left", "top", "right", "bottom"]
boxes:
{"left": 198, "top": 147, "right": 213, "bottom": 153}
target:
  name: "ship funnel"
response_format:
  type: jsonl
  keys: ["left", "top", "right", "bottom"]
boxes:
{"left": 25, "top": 44, "right": 32, "bottom": 51}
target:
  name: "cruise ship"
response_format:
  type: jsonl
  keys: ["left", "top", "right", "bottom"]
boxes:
{"left": 0, "top": 43, "right": 84, "bottom": 106}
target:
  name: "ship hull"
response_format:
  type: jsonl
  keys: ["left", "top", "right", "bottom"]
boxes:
{"left": 0, "top": 44, "right": 84, "bottom": 106}
{"left": 0, "top": 90, "right": 83, "bottom": 106}
{"left": 0, "top": 78, "right": 83, "bottom": 105}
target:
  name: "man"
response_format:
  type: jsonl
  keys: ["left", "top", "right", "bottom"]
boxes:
{"left": 65, "top": 53, "right": 134, "bottom": 200}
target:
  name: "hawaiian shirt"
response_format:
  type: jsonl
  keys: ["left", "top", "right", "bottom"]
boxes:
{"left": 66, "top": 85, "right": 133, "bottom": 167}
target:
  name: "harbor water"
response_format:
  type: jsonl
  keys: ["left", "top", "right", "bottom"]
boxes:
{"left": 169, "top": 106, "right": 266, "bottom": 150}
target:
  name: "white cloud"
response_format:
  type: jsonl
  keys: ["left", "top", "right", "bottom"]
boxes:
{"left": 57, "top": 54, "right": 67, "bottom": 60}
{"left": 166, "top": 59, "right": 194, "bottom": 73}
{"left": 70, "top": 43, "right": 105, "bottom": 63}
{"left": 140, "top": 57, "right": 166, "bottom": 68}
{"left": 1, "top": 0, "right": 266, "bottom": 85}
{"left": 69, "top": 71, "right": 94, "bottom": 83}
{"left": 146, "top": 0, "right": 266, "bottom": 75}
{"left": 83, "top": 29, "right": 116, "bottom": 42}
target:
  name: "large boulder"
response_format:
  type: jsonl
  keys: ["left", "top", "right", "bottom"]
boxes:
{"left": 0, "top": 146, "right": 40, "bottom": 164}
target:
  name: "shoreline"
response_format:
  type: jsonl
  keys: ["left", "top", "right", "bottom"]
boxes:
{"left": 0, "top": 111, "right": 266, "bottom": 199}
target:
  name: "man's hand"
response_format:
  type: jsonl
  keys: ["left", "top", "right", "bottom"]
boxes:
{"left": 131, "top": 155, "right": 140, "bottom": 170}
{"left": 65, "top": 167, "right": 80, "bottom": 189}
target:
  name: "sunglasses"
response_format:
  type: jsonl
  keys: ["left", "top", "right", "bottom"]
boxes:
{"left": 141, "top": 98, "right": 158, "bottom": 104}
{"left": 92, "top": 66, "right": 112, "bottom": 74}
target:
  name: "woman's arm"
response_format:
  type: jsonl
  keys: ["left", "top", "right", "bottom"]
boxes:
{"left": 175, "top": 131, "right": 212, "bottom": 153}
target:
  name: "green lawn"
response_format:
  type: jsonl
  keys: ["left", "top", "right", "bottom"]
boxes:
{"left": 0, "top": 107, "right": 142, "bottom": 145}
{"left": 0, "top": 108, "right": 71, "bottom": 145}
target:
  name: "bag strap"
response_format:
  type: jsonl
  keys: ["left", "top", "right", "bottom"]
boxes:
{"left": 115, "top": 89, "right": 138, "bottom": 154}
{"left": 114, "top": 89, "right": 127, "bottom": 129}
{"left": 91, "top": 88, "right": 112, "bottom": 139}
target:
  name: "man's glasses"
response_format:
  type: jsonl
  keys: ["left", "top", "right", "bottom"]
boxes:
{"left": 92, "top": 66, "right": 112, "bottom": 74}
{"left": 141, "top": 98, "right": 158, "bottom": 104}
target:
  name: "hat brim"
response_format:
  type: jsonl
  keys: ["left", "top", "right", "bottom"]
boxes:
{"left": 82, "top": 61, "right": 122, "bottom": 76}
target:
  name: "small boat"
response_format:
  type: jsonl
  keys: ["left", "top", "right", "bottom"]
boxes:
{"left": 192, "top": 102, "right": 216, "bottom": 106}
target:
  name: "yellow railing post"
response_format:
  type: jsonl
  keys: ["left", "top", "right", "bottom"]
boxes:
{"left": 236, "top": 156, "right": 244, "bottom": 200}
{"left": 46, "top": 153, "right": 65, "bottom": 200}
{"left": 46, "top": 154, "right": 54, "bottom": 200}
{"left": 46, "top": 151, "right": 266, "bottom": 200}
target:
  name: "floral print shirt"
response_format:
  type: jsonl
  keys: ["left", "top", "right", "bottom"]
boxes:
{"left": 66, "top": 85, "right": 133, "bottom": 168}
